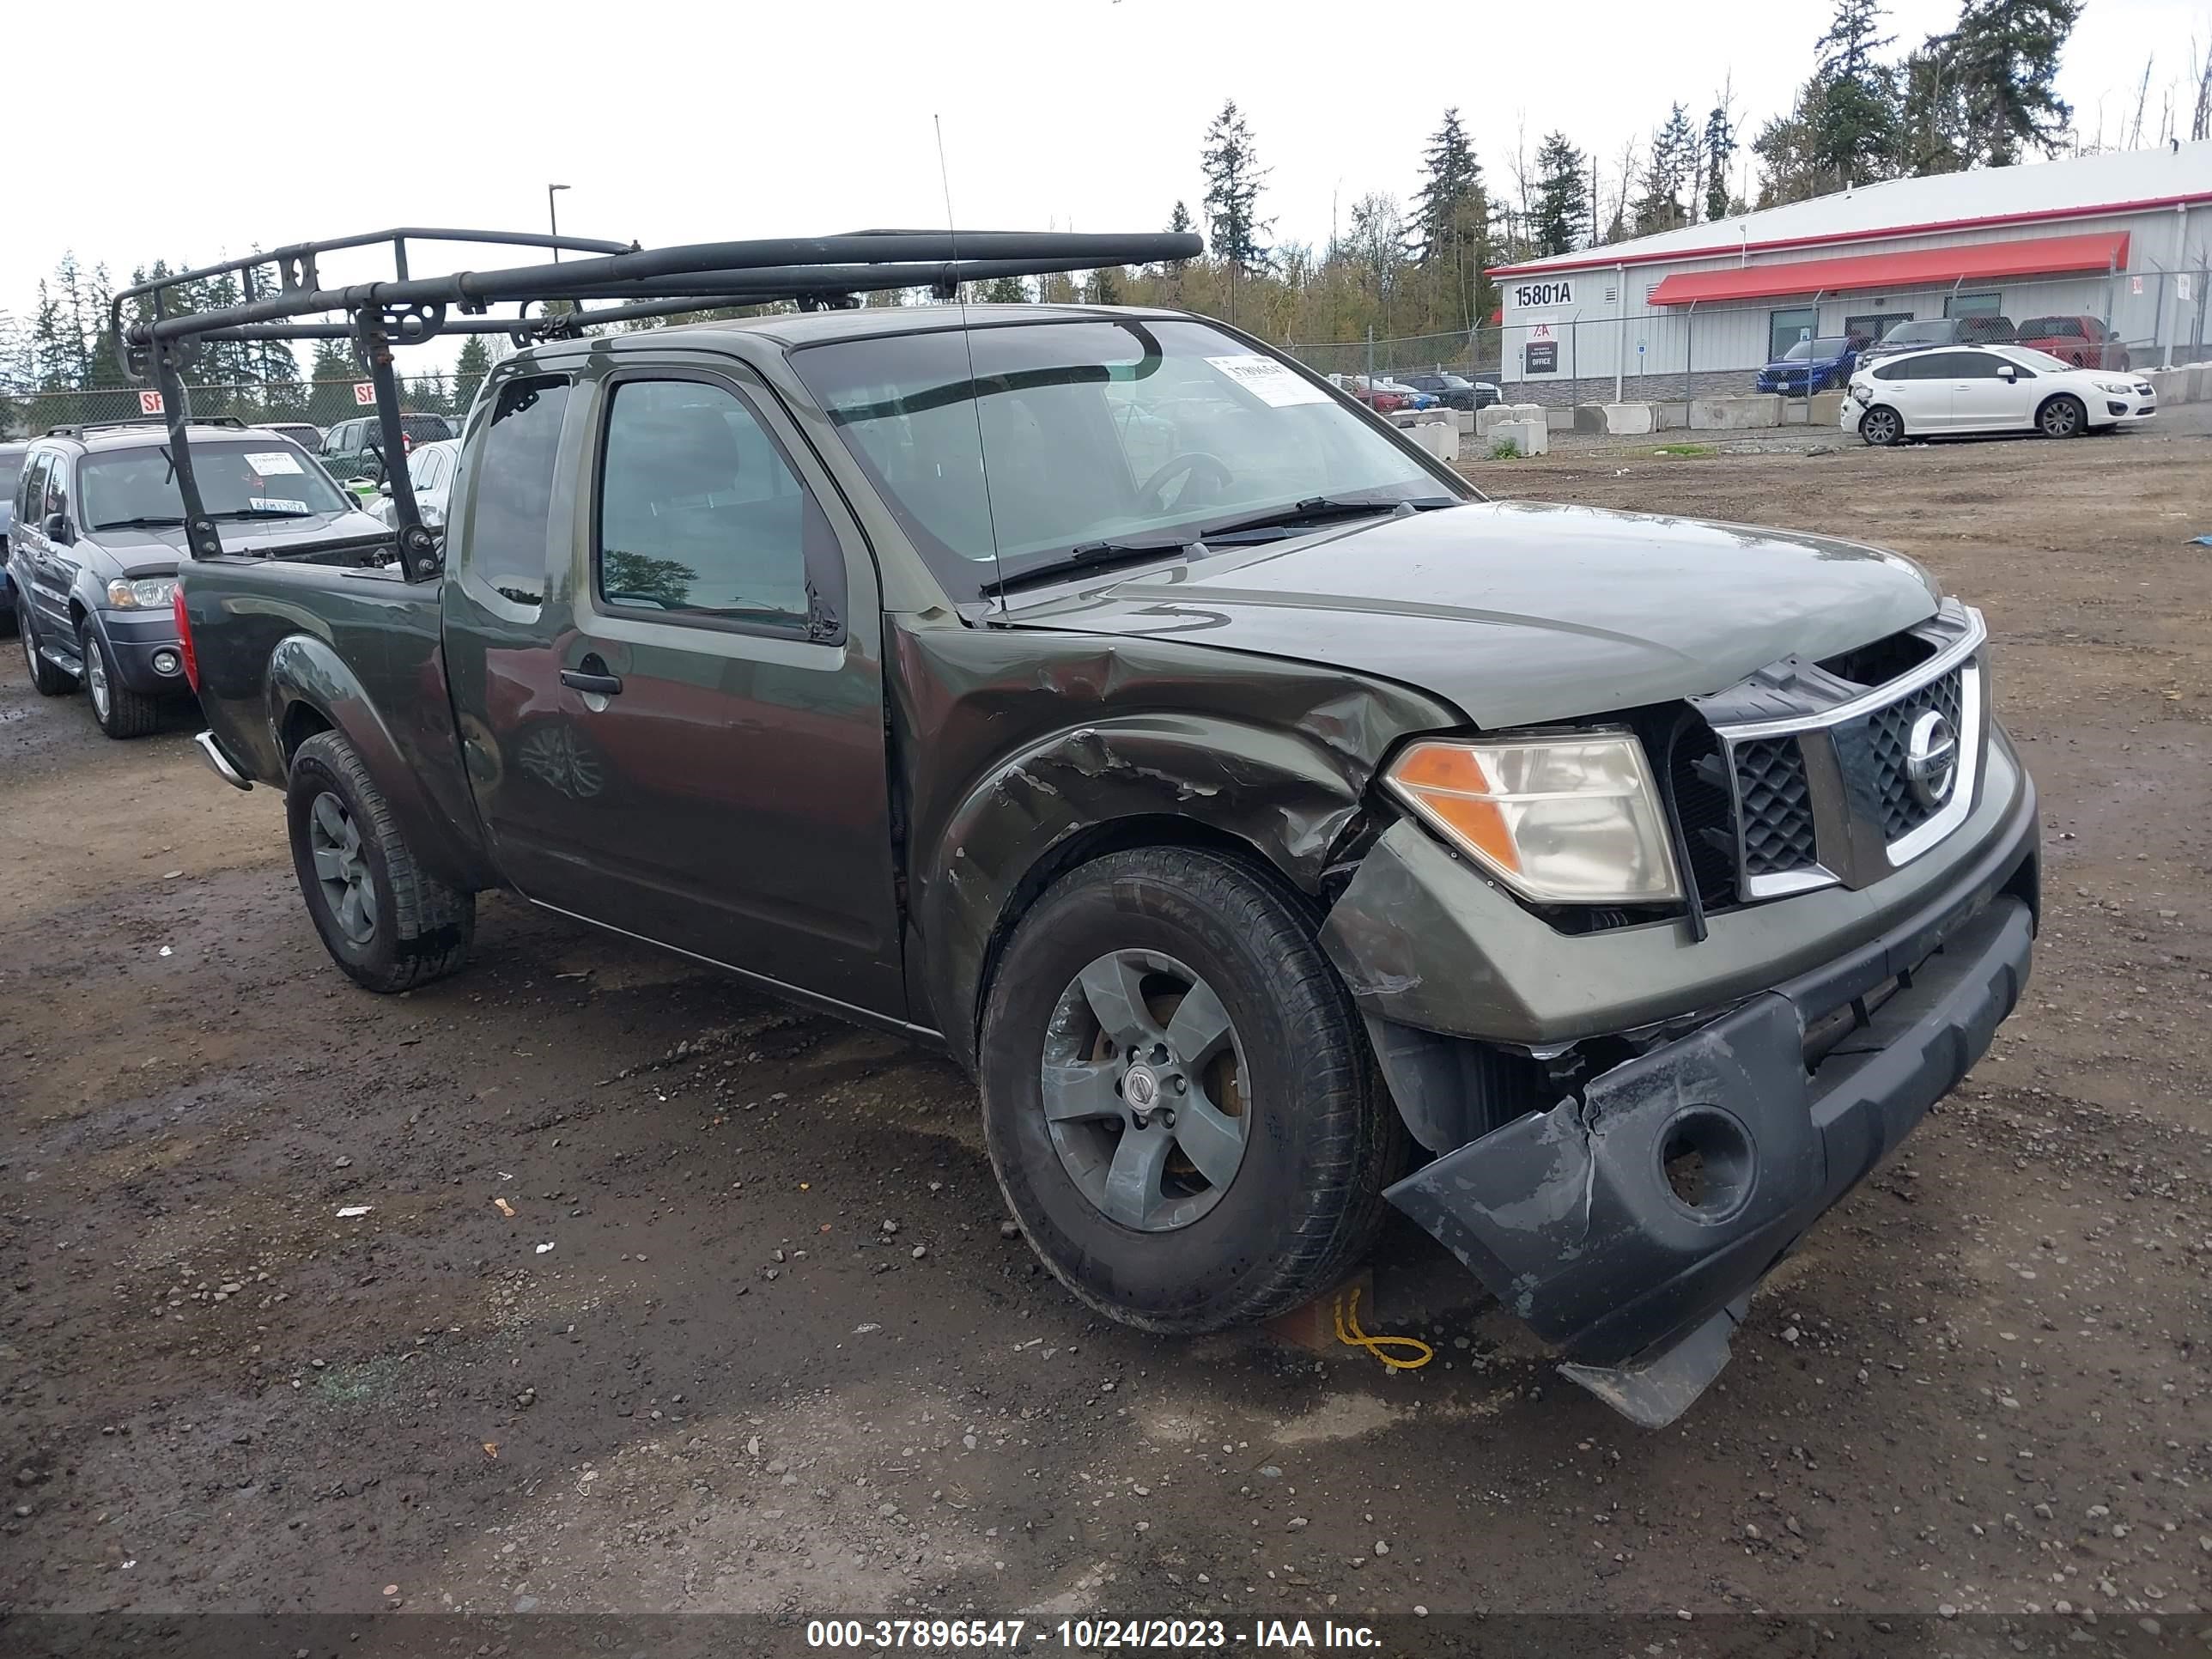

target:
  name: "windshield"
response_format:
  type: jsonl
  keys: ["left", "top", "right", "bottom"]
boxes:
{"left": 81, "top": 440, "right": 352, "bottom": 530}
{"left": 1886, "top": 323, "right": 1946, "bottom": 344}
{"left": 1784, "top": 337, "right": 1849, "bottom": 361}
{"left": 788, "top": 318, "right": 1451, "bottom": 598}
{"left": 0, "top": 452, "right": 22, "bottom": 501}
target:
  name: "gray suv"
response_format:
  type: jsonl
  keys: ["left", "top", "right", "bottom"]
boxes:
{"left": 9, "top": 421, "right": 389, "bottom": 737}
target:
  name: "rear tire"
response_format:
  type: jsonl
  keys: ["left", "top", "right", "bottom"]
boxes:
{"left": 79, "top": 620, "right": 160, "bottom": 739}
{"left": 20, "top": 609, "right": 77, "bottom": 696}
{"left": 1859, "top": 405, "right": 1905, "bottom": 447}
{"left": 286, "top": 730, "right": 475, "bottom": 993}
{"left": 979, "top": 847, "right": 1407, "bottom": 1334}
{"left": 2037, "top": 394, "right": 2086, "bottom": 440}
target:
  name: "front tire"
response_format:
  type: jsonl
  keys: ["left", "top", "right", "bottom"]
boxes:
{"left": 286, "top": 730, "right": 475, "bottom": 993}
{"left": 2038, "top": 394, "right": 2086, "bottom": 439}
{"left": 1859, "top": 405, "right": 1905, "bottom": 447}
{"left": 78, "top": 620, "right": 160, "bottom": 738}
{"left": 980, "top": 848, "right": 1406, "bottom": 1334}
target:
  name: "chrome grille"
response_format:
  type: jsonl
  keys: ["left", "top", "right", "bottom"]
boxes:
{"left": 1862, "top": 668, "right": 1965, "bottom": 840}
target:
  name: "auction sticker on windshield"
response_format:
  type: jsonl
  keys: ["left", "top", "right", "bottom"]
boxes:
{"left": 245, "top": 451, "right": 306, "bottom": 475}
{"left": 250, "top": 496, "right": 309, "bottom": 513}
{"left": 1206, "top": 354, "right": 1329, "bottom": 407}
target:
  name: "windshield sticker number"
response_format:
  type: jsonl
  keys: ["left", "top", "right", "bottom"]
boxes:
{"left": 244, "top": 451, "right": 306, "bottom": 476}
{"left": 1206, "top": 354, "right": 1330, "bottom": 408}
{"left": 250, "top": 496, "right": 309, "bottom": 514}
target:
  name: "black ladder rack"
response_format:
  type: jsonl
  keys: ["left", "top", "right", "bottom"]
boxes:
{"left": 112, "top": 226, "right": 1199, "bottom": 580}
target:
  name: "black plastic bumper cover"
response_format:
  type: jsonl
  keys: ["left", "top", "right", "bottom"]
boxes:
{"left": 1386, "top": 874, "right": 2033, "bottom": 1425}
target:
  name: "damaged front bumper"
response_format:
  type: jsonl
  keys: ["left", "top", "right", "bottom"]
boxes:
{"left": 1330, "top": 738, "right": 2039, "bottom": 1426}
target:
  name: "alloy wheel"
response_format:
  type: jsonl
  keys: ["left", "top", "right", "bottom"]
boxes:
{"left": 84, "top": 637, "right": 110, "bottom": 720}
{"left": 307, "top": 791, "right": 379, "bottom": 945}
{"left": 1039, "top": 949, "right": 1250, "bottom": 1232}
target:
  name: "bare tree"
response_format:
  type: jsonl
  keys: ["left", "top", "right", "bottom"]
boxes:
{"left": 2127, "top": 53, "right": 2154, "bottom": 148}
{"left": 2194, "top": 32, "right": 2211, "bottom": 141}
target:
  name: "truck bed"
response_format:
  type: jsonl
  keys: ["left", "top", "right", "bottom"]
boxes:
{"left": 184, "top": 556, "right": 498, "bottom": 890}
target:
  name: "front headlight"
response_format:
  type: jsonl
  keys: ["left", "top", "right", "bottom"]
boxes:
{"left": 1386, "top": 731, "right": 1683, "bottom": 904}
{"left": 2094, "top": 379, "right": 2136, "bottom": 395}
{"left": 106, "top": 576, "right": 179, "bottom": 609}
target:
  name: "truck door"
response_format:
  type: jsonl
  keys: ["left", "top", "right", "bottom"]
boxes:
{"left": 440, "top": 359, "right": 908, "bottom": 1022}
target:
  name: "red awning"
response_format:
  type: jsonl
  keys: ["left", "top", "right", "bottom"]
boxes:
{"left": 1645, "top": 230, "right": 2130, "bottom": 307}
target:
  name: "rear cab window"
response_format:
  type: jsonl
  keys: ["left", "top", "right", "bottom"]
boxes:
{"left": 459, "top": 376, "right": 571, "bottom": 608}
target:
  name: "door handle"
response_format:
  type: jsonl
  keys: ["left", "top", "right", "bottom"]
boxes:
{"left": 561, "top": 655, "right": 623, "bottom": 696}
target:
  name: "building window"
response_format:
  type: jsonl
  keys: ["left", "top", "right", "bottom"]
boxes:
{"left": 1768, "top": 307, "right": 1817, "bottom": 362}
{"left": 1845, "top": 311, "right": 1913, "bottom": 347}
{"left": 1946, "top": 291, "right": 2002, "bottom": 319}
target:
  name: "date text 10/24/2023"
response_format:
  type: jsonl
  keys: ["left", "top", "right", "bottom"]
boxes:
{"left": 804, "top": 1618, "right": 1382, "bottom": 1650}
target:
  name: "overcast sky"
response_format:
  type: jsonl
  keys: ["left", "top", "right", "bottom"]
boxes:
{"left": 6, "top": 0, "right": 2205, "bottom": 352}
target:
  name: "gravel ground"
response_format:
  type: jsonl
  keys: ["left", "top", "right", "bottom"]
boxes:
{"left": 3, "top": 417, "right": 2209, "bottom": 1643}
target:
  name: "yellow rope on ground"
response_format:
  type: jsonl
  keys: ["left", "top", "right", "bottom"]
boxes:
{"left": 1332, "top": 1285, "right": 1434, "bottom": 1371}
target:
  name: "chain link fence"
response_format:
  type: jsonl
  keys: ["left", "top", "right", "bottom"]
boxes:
{"left": 6, "top": 375, "right": 483, "bottom": 441}
{"left": 1288, "top": 264, "right": 2212, "bottom": 410}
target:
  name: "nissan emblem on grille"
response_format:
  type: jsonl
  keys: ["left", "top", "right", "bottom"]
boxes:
{"left": 1905, "top": 710, "right": 1959, "bottom": 809}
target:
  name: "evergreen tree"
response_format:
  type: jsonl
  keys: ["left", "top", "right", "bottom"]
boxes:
{"left": 309, "top": 338, "right": 358, "bottom": 427}
{"left": 1703, "top": 106, "right": 1738, "bottom": 220}
{"left": 1947, "top": 0, "right": 2081, "bottom": 165}
{"left": 981, "top": 276, "right": 1028, "bottom": 303}
{"left": 1409, "top": 107, "right": 1488, "bottom": 327}
{"left": 32, "top": 282, "right": 76, "bottom": 391}
{"left": 1164, "top": 200, "right": 1194, "bottom": 275}
{"left": 1085, "top": 266, "right": 1125, "bottom": 306}
{"left": 1811, "top": 0, "right": 1902, "bottom": 184}
{"left": 452, "top": 335, "right": 493, "bottom": 416}
{"left": 1530, "top": 133, "right": 1590, "bottom": 256}
{"left": 1199, "top": 100, "right": 1273, "bottom": 276}
{"left": 1632, "top": 106, "right": 1698, "bottom": 234}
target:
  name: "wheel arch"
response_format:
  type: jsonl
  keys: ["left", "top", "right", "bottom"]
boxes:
{"left": 266, "top": 635, "right": 495, "bottom": 890}
{"left": 917, "top": 718, "right": 1377, "bottom": 1076}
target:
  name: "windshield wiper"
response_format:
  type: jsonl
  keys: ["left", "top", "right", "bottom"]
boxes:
{"left": 1194, "top": 495, "right": 1463, "bottom": 544}
{"left": 90, "top": 515, "right": 188, "bottom": 531}
{"left": 981, "top": 536, "right": 1197, "bottom": 596}
{"left": 213, "top": 507, "right": 317, "bottom": 520}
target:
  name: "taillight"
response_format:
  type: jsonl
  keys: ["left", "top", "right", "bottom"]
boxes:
{"left": 173, "top": 581, "right": 199, "bottom": 690}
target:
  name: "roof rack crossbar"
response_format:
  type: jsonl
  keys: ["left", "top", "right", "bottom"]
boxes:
{"left": 121, "top": 231, "right": 1196, "bottom": 349}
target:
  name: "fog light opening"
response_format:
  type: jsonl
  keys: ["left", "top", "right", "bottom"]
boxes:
{"left": 1658, "top": 1109, "right": 1754, "bottom": 1220}
{"left": 153, "top": 649, "right": 181, "bottom": 676}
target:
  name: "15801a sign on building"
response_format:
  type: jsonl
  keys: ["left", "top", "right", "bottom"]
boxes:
{"left": 1512, "top": 281, "right": 1574, "bottom": 308}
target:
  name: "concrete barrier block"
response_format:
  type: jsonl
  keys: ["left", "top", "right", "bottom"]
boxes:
{"left": 1808, "top": 391, "right": 1846, "bottom": 427}
{"left": 1506, "top": 403, "right": 1547, "bottom": 424}
{"left": 1491, "top": 419, "right": 1548, "bottom": 457}
{"left": 2184, "top": 363, "right": 2208, "bottom": 403}
{"left": 1601, "top": 403, "right": 1655, "bottom": 435}
{"left": 2144, "top": 369, "right": 2184, "bottom": 407}
{"left": 1455, "top": 410, "right": 1475, "bottom": 434}
{"left": 1474, "top": 407, "right": 1510, "bottom": 438}
{"left": 1687, "top": 394, "right": 1783, "bottom": 430}
{"left": 1406, "top": 420, "right": 1460, "bottom": 462}
{"left": 1572, "top": 404, "right": 1608, "bottom": 434}
{"left": 1652, "top": 402, "right": 1691, "bottom": 430}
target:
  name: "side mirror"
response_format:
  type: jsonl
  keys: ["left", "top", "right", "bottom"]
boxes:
{"left": 377, "top": 479, "right": 393, "bottom": 496}
{"left": 1997, "top": 366, "right": 2018, "bottom": 382}
{"left": 42, "top": 511, "right": 70, "bottom": 544}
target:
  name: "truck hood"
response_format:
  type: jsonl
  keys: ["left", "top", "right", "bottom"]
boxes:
{"left": 88, "top": 507, "right": 392, "bottom": 576}
{"left": 1001, "top": 501, "right": 1941, "bottom": 729}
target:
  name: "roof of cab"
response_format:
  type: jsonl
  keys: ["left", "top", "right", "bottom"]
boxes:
{"left": 520, "top": 301, "right": 1193, "bottom": 364}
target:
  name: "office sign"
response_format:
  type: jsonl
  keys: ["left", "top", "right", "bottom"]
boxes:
{"left": 1524, "top": 339, "right": 1559, "bottom": 375}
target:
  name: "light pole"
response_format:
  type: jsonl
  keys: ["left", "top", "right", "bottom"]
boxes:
{"left": 548, "top": 183, "right": 570, "bottom": 260}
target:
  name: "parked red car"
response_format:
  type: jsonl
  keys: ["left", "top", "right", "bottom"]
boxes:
{"left": 1330, "top": 374, "right": 1407, "bottom": 413}
{"left": 2016, "top": 315, "right": 2130, "bottom": 371}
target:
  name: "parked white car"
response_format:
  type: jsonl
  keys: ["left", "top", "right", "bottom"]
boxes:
{"left": 373, "top": 438, "right": 460, "bottom": 528}
{"left": 1841, "top": 344, "right": 2156, "bottom": 446}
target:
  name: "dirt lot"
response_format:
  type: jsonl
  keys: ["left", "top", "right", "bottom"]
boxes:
{"left": 3, "top": 419, "right": 2209, "bottom": 1641}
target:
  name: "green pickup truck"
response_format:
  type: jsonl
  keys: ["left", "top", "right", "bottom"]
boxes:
{"left": 150, "top": 230, "right": 2036, "bottom": 1426}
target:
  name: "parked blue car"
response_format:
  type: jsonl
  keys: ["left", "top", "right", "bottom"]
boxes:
{"left": 1755, "top": 336, "right": 1860, "bottom": 395}
{"left": 0, "top": 441, "right": 25, "bottom": 633}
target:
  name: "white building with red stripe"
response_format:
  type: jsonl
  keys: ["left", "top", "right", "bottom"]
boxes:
{"left": 1487, "top": 141, "right": 2212, "bottom": 393}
